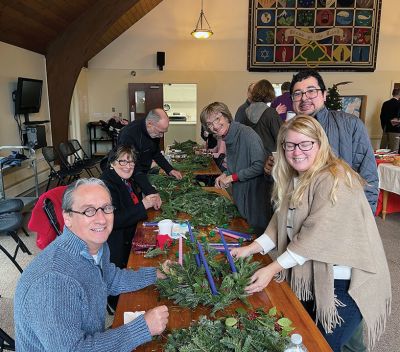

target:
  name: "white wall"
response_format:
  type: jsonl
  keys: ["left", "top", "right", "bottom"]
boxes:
{"left": 87, "top": 0, "right": 400, "bottom": 148}
{"left": 0, "top": 42, "right": 51, "bottom": 196}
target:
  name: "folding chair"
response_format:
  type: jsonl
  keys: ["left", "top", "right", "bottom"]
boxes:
{"left": 42, "top": 198, "right": 62, "bottom": 236}
{"left": 42, "top": 146, "right": 81, "bottom": 191}
{"left": 58, "top": 142, "right": 86, "bottom": 176}
{"left": 68, "top": 139, "right": 101, "bottom": 176}
{"left": 0, "top": 199, "right": 32, "bottom": 273}
{"left": 0, "top": 327, "right": 15, "bottom": 351}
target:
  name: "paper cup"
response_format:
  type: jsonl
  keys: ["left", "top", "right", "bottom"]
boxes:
{"left": 286, "top": 111, "right": 296, "bottom": 121}
{"left": 158, "top": 219, "right": 173, "bottom": 236}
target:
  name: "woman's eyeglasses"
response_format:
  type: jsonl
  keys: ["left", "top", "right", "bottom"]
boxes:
{"left": 116, "top": 159, "right": 135, "bottom": 167}
{"left": 67, "top": 205, "right": 115, "bottom": 217}
{"left": 282, "top": 141, "right": 315, "bottom": 151}
{"left": 206, "top": 114, "right": 222, "bottom": 129}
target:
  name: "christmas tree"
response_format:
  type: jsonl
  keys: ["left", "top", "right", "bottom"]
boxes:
{"left": 325, "top": 81, "right": 352, "bottom": 111}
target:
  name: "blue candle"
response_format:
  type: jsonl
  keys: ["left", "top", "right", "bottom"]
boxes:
{"left": 187, "top": 221, "right": 201, "bottom": 267}
{"left": 218, "top": 229, "right": 237, "bottom": 273}
{"left": 197, "top": 242, "right": 218, "bottom": 295}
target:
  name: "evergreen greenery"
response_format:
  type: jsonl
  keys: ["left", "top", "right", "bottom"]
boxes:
{"left": 156, "top": 241, "right": 262, "bottom": 315}
{"left": 149, "top": 174, "right": 240, "bottom": 226}
{"left": 164, "top": 307, "right": 293, "bottom": 352}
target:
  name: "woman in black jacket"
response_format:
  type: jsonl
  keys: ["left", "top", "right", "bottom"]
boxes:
{"left": 101, "top": 145, "right": 159, "bottom": 309}
{"left": 100, "top": 145, "right": 159, "bottom": 269}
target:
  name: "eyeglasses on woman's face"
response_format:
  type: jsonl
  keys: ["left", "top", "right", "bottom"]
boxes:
{"left": 116, "top": 159, "right": 135, "bottom": 167}
{"left": 67, "top": 204, "right": 115, "bottom": 217}
{"left": 282, "top": 141, "right": 315, "bottom": 151}
{"left": 206, "top": 114, "right": 222, "bottom": 129}
{"left": 291, "top": 88, "right": 322, "bottom": 102}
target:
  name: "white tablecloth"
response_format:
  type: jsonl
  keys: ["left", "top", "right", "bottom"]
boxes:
{"left": 378, "top": 163, "right": 400, "bottom": 195}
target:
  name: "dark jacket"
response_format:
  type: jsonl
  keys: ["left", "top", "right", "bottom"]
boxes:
{"left": 380, "top": 97, "right": 400, "bottom": 133}
{"left": 234, "top": 99, "right": 251, "bottom": 124}
{"left": 118, "top": 119, "right": 174, "bottom": 194}
{"left": 244, "top": 102, "right": 283, "bottom": 156}
{"left": 315, "top": 107, "right": 379, "bottom": 213}
{"left": 100, "top": 168, "right": 147, "bottom": 268}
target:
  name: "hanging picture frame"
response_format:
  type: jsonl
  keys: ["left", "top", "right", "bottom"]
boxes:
{"left": 340, "top": 95, "right": 367, "bottom": 122}
{"left": 247, "top": 0, "right": 383, "bottom": 72}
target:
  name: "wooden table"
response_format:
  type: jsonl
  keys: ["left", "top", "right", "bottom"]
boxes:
{"left": 192, "top": 158, "right": 222, "bottom": 176}
{"left": 112, "top": 188, "right": 332, "bottom": 352}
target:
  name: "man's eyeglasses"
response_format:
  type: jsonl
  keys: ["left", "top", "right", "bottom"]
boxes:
{"left": 206, "top": 114, "right": 222, "bottom": 129}
{"left": 291, "top": 88, "right": 322, "bottom": 102}
{"left": 67, "top": 205, "right": 115, "bottom": 217}
{"left": 116, "top": 159, "right": 134, "bottom": 167}
{"left": 282, "top": 141, "right": 315, "bottom": 151}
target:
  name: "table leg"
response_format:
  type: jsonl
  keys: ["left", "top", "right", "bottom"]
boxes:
{"left": 382, "top": 190, "right": 388, "bottom": 221}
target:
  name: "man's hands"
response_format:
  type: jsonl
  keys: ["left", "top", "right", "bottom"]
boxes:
{"left": 156, "top": 260, "right": 173, "bottom": 279}
{"left": 142, "top": 194, "right": 161, "bottom": 210}
{"left": 144, "top": 305, "right": 169, "bottom": 336}
{"left": 169, "top": 170, "right": 183, "bottom": 180}
{"left": 264, "top": 155, "right": 275, "bottom": 175}
{"left": 275, "top": 103, "right": 287, "bottom": 115}
{"left": 215, "top": 173, "right": 233, "bottom": 189}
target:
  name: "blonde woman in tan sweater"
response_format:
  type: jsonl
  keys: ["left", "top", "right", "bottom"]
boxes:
{"left": 231, "top": 115, "right": 391, "bottom": 352}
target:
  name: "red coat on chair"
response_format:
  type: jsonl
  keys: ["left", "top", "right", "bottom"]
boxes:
{"left": 28, "top": 186, "right": 66, "bottom": 249}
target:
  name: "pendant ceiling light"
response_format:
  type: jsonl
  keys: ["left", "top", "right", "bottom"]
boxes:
{"left": 191, "top": 0, "right": 213, "bottom": 39}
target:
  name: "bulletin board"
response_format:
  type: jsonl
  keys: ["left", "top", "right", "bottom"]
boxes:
{"left": 247, "top": 0, "right": 382, "bottom": 72}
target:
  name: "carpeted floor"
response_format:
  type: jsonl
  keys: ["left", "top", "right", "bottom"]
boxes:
{"left": 1, "top": 211, "right": 399, "bottom": 351}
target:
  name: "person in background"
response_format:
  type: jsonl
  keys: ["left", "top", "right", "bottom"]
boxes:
{"left": 270, "top": 81, "right": 294, "bottom": 121}
{"left": 231, "top": 115, "right": 391, "bottom": 352}
{"left": 234, "top": 82, "right": 255, "bottom": 124}
{"left": 200, "top": 102, "right": 267, "bottom": 234}
{"left": 244, "top": 79, "right": 282, "bottom": 156}
{"left": 118, "top": 109, "right": 183, "bottom": 208}
{"left": 244, "top": 79, "right": 282, "bottom": 223}
{"left": 379, "top": 88, "right": 400, "bottom": 151}
{"left": 15, "top": 178, "right": 171, "bottom": 352}
{"left": 100, "top": 145, "right": 160, "bottom": 309}
{"left": 200, "top": 124, "right": 217, "bottom": 150}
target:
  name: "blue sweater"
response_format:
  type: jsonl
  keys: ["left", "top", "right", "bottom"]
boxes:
{"left": 14, "top": 227, "right": 157, "bottom": 351}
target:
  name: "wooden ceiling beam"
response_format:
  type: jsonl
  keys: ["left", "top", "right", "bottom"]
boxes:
{"left": 45, "top": 0, "right": 163, "bottom": 150}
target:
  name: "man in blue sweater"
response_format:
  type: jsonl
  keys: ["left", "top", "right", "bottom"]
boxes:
{"left": 15, "top": 178, "right": 170, "bottom": 352}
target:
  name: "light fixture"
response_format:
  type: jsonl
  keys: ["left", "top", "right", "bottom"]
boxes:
{"left": 191, "top": 0, "right": 213, "bottom": 39}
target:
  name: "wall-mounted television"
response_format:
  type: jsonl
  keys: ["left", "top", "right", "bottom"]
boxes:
{"left": 14, "top": 77, "right": 43, "bottom": 115}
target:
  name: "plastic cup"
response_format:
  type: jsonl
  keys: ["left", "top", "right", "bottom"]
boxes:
{"left": 158, "top": 219, "right": 173, "bottom": 236}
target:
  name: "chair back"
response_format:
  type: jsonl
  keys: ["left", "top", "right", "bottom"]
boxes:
{"left": 69, "top": 139, "right": 90, "bottom": 159}
{"left": 43, "top": 198, "right": 62, "bottom": 236}
{"left": 42, "top": 146, "right": 61, "bottom": 172}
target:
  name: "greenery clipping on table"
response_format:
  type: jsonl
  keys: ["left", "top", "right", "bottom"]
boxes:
{"left": 149, "top": 174, "right": 239, "bottom": 226}
{"left": 156, "top": 241, "right": 262, "bottom": 315}
{"left": 169, "top": 140, "right": 212, "bottom": 172}
{"left": 164, "top": 307, "right": 294, "bottom": 352}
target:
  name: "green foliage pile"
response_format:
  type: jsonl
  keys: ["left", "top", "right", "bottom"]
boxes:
{"left": 164, "top": 307, "right": 293, "bottom": 352}
{"left": 170, "top": 140, "right": 198, "bottom": 154}
{"left": 170, "top": 140, "right": 212, "bottom": 172}
{"left": 149, "top": 174, "right": 239, "bottom": 226}
{"left": 156, "top": 242, "right": 261, "bottom": 315}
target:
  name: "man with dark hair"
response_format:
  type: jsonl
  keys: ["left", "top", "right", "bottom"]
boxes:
{"left": 234, "top": 82, "right": 255, "bottom": 123}
{"left": 118, "top": 108, "right": 182, "bottom": 207}
{"left": 289, "top": 68, "right": 378, "bottom": 352}
{"left": 379, "top": 88, "right": 400, "bottom": 151}
{"left": 15, "top": 178, "right": 171, "bottom": 352}
{"left": 270, "top": 81, "right": 294, "bottom": 121}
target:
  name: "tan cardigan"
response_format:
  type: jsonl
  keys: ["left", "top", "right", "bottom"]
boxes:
{"left": 266, "top": 171, "right": 391, "bottom": 350}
